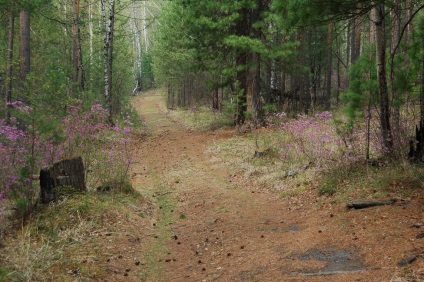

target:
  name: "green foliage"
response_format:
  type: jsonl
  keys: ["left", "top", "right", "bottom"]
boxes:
{"left": 407, "top": 13, "right": 424, "bottom": 101}
{"left": 14, "top": 197, "right": 30, "bottom": 218}
{"left": 142, "top": 52, "right": 155, "bottom": 89}
{"left": 272, "top": 0, "right": 377, "bottom": 27}
{"left": 341, "top": 46, "right": 378, "bottom": 120}
{"left": 263, "top": 103, "right": 277, "bottom": 114}
{"left": 0, "top": 266, "right": 14, "bottom": 281}
{"left": 152, "top": 0, "right": 320, "bottom": 117}
{"left": 319, "top": 180, "right": 337, "bottom": 195}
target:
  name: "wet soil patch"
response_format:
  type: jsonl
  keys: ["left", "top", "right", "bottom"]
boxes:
{"left": 292, "top": 248, "right": 366, "bottom": 276}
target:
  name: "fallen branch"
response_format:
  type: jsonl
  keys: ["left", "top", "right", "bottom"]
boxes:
{"left": 347, "top": 200, "right": 394, "bottom": 209}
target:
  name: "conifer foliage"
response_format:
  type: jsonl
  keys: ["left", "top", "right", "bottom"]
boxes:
{"left": 153, "top": 0, "right": 424, "bottom": 158}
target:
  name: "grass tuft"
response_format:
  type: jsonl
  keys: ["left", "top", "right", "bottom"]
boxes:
{"left": 0, "top": 191, "right": 143, "bottom": 281}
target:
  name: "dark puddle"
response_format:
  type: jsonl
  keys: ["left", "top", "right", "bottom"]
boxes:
{"left": 292, "top": 248, "right": 366, "bottom": 276}
{"left": 288, "top": 223, "right": 300, "bottom": 231}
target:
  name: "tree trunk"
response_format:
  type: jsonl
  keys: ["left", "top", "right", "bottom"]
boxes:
{"left": 234, "top": 7, "right": 249, "bottom": 125}
{"left": 102, "top": 0, "right": 116, "bottom": 122}
{"left": 350, "top": 19, "right": 356, "bottom": 64}
{"left": 390, "top": 0, "right": 401, "bottom": 149}
{"left": 212, "top": 76, "right": 219, "bottom": 111}
{"left": 101, "top": 0, "right": 110, "bottom": 106}
{"left": 325, "top": 23, "right": 333, "bottom": 110}
{"left": 280, "top": 34, "right": 286, "bottom": 110}
{"left": 336, "top": 31, "right": 342, "bottom": 105}
{"left": 350, "top": 14, "right": 361, "bottom": 64}
{"left": 299, "top": 28, "right": 309, "bottom": 114}
{"left": 19, "top": 8, "right": 30, "bottom": 101}
{"left": 109, "top": 0, "right": 116, "bottom": 118}
{"left": 132, "top": 0, "right": 143, "bottom": 92}
{"left": 354, "top": 14, "right": 361, "bottom": 61}
{"left": 143, "top": 1, "right": 149, "bottom": 51}
{"left": 346, "top": 21, "right": 351, "bottom": 67}
{"left": 5, "top": 10, "right": 14, "bottom": 122}
{"left": 72, "top": 0, "right": 85, "bottom": 92}
{"left": 251, "top": 0, "right": 263, "bottom": 124}
{"left": 372, "top": 4, "right": 393, "bottom": 155}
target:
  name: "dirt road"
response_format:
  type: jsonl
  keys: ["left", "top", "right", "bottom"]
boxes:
{"left": 130, "top": 90, "right": 423, "bottom": 281}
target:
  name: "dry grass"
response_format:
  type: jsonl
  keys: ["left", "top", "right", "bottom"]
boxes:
{"left": 0, "top": 192, "right": 144, "bottom": 281}
{"left": 157, "top": 92, "right": 233, "bottom": 131}
{"left": 207, "top": 127, "right": 424, "bottom": 201}
{"left": 207, "top": 130, "right": 319, "bottom": 193}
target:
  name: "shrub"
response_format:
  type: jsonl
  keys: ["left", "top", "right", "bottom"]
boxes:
{"left": 0, "top": 100, "right": 136, "bottom": 217}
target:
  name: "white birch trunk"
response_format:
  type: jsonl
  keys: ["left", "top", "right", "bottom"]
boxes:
{"left": 143, "top": 2, "right": 149, "bottom": 51}
{"left": 133, "top": 0, "right": 143, "bottom": 92}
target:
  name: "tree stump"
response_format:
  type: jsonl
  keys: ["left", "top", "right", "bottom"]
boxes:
{"left": 39, "top": 156, "right": 86, "bottom": 204}
{"left": 409, "top": 120, "right": 424, "bottom": 162}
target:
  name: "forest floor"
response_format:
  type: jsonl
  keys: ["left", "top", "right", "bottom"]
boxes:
{"left": 0, "top": 89, "right": 423, "bottom": 281}
{"left": 128, "top": 90, "right": 423, "bottom": 281}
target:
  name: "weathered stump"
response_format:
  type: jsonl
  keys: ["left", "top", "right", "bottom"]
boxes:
{"left": 39, "top": 156, "right": 86, "bottom": 204}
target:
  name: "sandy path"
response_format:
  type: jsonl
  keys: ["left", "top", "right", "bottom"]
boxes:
{"left": 130, "top": 90, "right": 422, "bottom": 282}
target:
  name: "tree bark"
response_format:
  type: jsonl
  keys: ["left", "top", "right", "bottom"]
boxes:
{"left": 5, "top": 10, "right": 14, "bottom": 122}
{"left": 234, "top": 7, "right": 249, "bottom": 125}
{"left": 346, "top": 21, "right": 351, "bottom": 67}
{"left": 390, "top": 0, "right": 401, "bottom": 148}
{"left": 372, "top": 4, "right": 393, "bottom": 155}
{"left": 212, "top": 76, "right": 220, "bottom": 111}
{"left": 132, "top": 0, "right": 143, "bottom": 92}
{"left": 248, "top": 0, "right": 262, "bottom": 124}
{"left": 72, "top": 0, "right": 85, "bottom": 92}
{"left": 280, "top": 34, "right": 286, "bottom": 110}
{"left": 354, "top": 13, "right": 361, "bottom": 61}
{"left": 19, "top": 8, "right": 30, "bottom": 95}
{"left": 102, "top": 0, "right": 116, "bottom": 122}
{"left": 325, "top": 23, "right": 333, "bottom": 110}
{"left": 350, "top": 14, "right": 361, "bottom": 64}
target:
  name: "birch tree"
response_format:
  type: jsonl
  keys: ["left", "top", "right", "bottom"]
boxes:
{"left": 132, "top": 0, "right": 143, "bottom": 93}
{"left": 101, "top": 0, "right": 116, "bottom": 121}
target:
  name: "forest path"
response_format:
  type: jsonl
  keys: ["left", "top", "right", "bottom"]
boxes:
{"left": 130, "top": 90, "right": 407, "bottom": 281}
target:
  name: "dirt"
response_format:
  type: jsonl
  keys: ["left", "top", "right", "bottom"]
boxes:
{"left": 121, "top": 90, "right": 423, "bottom": 281}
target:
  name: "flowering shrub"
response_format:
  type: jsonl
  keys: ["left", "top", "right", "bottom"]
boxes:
{"left": 0, "top": 118, "right": 30, "bottom": 191}
{"left": 0, "top": 100, "right": 135, "bottom": 215}
{"left": 274, "top": 111, "right": 400, "bottom": 168}
{"left": 59, "top": 101, "right": 135, "bottom": 189}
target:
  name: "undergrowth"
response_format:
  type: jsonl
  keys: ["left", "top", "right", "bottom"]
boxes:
{"left": 208, "top": 111, "right": 424, "bottom": 201}
{"left": 0, "top": 190, "right": 143, "bottom": 281}
{"left": 159, "top": 92, "right": 233, "bottom": 131}
{"left": 0, "top": 100, "right": 142, "bottom": 219}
